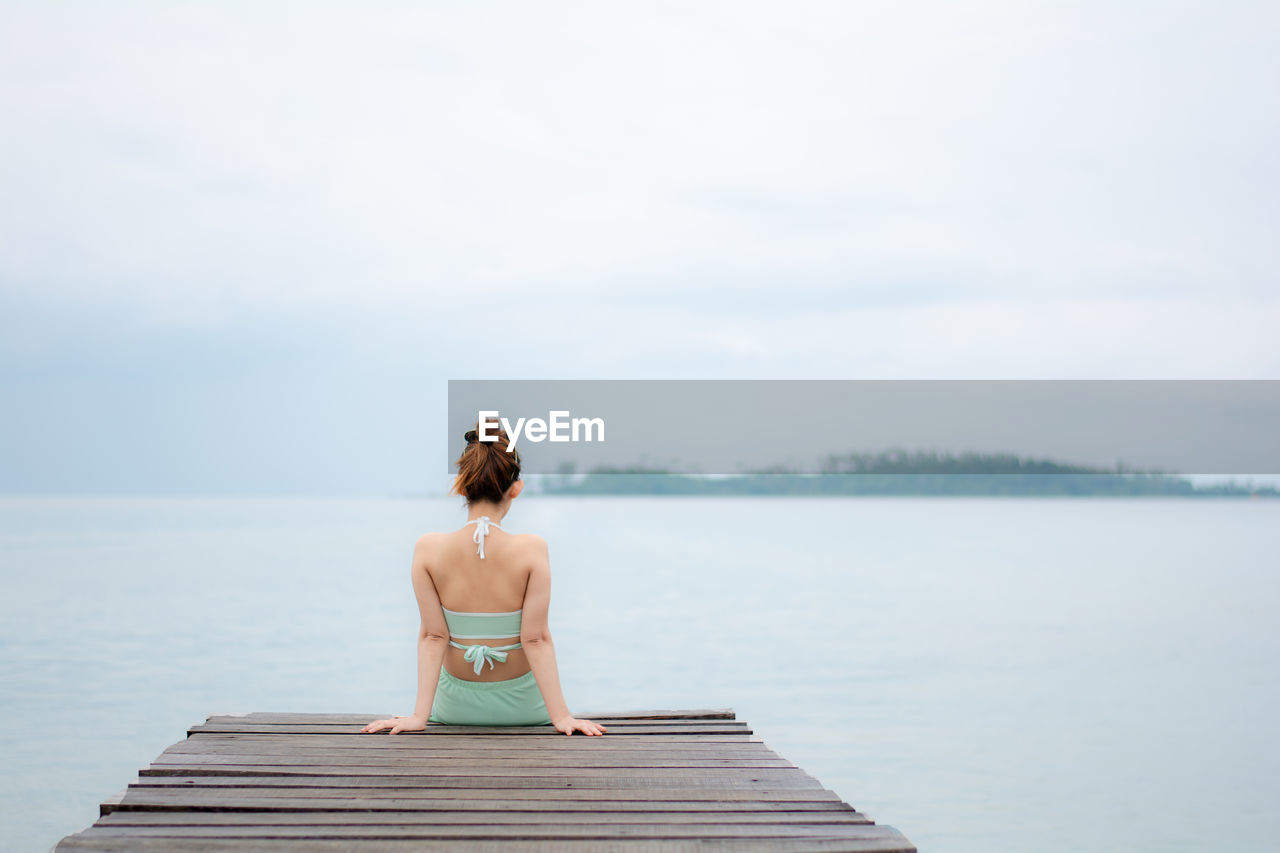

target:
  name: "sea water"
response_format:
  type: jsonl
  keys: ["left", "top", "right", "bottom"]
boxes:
{"left": 1, "top": 495, "right": 1276, "bottom": 852}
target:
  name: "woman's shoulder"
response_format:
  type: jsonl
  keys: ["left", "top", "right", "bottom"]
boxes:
{"left": 509, "top": 531, "right": 549, "bottom": 552}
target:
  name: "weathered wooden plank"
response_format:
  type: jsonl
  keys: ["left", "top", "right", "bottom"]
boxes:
{"left": 169, "top": 751, "right": 778, "bottom": 763}
{"left": 141, "top": 759, "right": 812, "bottom": 774}
{"left": 188, "top": 733, "right": 764, "bottom": 746}
{"left": 168, "top": 738, "right": 777, "bottom": 753}
{"left": 72, "top": 823, "right": 913, "bottom": 840}
{"left": 133, "top": 776, "right": 827, "bottom": 793}
{"left": 57, "top": 832, "right": 916, "bottom": 852}
{"left": 125, "top": 780, "right": 846, "bottom": 801}
{"left": 163, "top": 738, "right": 784, "bottom": 755}
{"left": 149, "top": 757, "right": 804, "bottom": 774}
{"left": 209, "top": 710, "right": 738, "bottom": 724}
{"left": 151, "top": 753, "right": 795, "bottom": 769}
{"left": 147, "top": 754, "right": 803, "bottom": 775}
{"left": 196, "top": 719, "right": 751, "bottom": 730}
{"left": 132, "top": 778, "right": 829, "bottom": 788}
{"left": 111, "top": 792, "right": 854, "bottom": 813}
{"left": 189, "top": 723, "right": 751, "bottom": 736}
{"left": 98, "top": 811, "right": 872, "bottom": 826}
{"left": 162, "top": 749, "right": 788, "bottom": 764}
{"left": 98, "top": 788, "right": 128, "bottom": 818}
{"left": 165, "top": 732, "right": 778, "bottom": 747}
{"left": 139, "top": 766, "right": 824, "bottom": 787}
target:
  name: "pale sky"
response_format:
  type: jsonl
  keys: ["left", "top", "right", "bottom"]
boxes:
{"left": 2, "top": 1, "right": 1277, "bottom": 494}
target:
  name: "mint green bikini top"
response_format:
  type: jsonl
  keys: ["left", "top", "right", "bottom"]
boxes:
{"left": 444, "top": 516, "right": 524, "bottom": 675}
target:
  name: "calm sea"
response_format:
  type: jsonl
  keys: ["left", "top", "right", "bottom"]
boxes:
{"left": 1, "top": 495, "right": 1276, "bottom": 852}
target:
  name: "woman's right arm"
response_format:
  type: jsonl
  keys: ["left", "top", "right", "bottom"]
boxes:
{"left": 362, "top": 535, "right": 449, "bottom": 735}
{"left": 520, "top": 537, "right": 607, "bottom": 736}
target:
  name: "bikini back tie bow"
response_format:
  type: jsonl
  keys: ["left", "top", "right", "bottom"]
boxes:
{"left": 465, "top": 515, "right": 502, "bottom": 559}
{"left": 455, "top": 642, "right": 521, "bottom": 675}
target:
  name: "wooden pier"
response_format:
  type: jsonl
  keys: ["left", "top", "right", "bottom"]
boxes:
{"left": 54, "top": 709, "right": 915, "bottom": 852}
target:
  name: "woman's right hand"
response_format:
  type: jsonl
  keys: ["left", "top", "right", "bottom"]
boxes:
{"left": 551, "top": 715, "right": 607, "bottom": 736}
{"left": 361, "top": 714, "right": 427, "bottom": 735}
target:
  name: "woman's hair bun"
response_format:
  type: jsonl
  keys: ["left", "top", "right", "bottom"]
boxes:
{"left": 451, "top": 419, "right": 521, "bottom": 504}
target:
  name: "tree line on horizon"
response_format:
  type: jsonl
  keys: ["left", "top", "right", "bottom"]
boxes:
{"left": 533, "top": 449, "right": 1278, "bottom": 497}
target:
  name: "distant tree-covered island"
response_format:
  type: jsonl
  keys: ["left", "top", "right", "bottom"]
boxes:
{"left": 533, "top": 450, "right": 1279, "bottom": 497}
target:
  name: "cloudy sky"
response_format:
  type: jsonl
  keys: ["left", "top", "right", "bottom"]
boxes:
{"left": 2, "top": 1, "right": 1277, "bottom": 494}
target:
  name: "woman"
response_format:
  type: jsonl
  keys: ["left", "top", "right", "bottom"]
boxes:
{"left": 361, "top": 423, "right": 606, "bottom": 737}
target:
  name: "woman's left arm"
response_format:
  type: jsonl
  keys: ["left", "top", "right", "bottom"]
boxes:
{"left": 362, "top": 536, "right": 450, "bottom": 735}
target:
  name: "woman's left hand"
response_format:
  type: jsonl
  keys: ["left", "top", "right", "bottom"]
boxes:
{"left": 361, "top": 714, "right": 427, "bottom": 735}
{"left": 551, "top": 715, "right": 608, "bottom": 736}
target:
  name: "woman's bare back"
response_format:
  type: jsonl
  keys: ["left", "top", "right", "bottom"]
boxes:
{"left": 422, "top": 521, "right": 542, "bottom": 683}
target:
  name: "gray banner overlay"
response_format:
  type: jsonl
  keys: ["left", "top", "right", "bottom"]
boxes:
{"left": 447, "top": 380, "right": 1280, "bottom": 475}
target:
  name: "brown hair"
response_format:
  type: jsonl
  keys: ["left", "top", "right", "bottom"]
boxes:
{"left": 450, "top": 418, "right": 522, "bottom": 504}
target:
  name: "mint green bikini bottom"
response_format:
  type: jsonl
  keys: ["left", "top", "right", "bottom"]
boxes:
{"left": 428, "top": 667, "right": 552, "bottom": 727}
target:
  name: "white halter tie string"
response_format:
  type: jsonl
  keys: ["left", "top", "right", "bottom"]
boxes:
{"left": 466, "top": 515, "right": 502, "bottom": 559}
